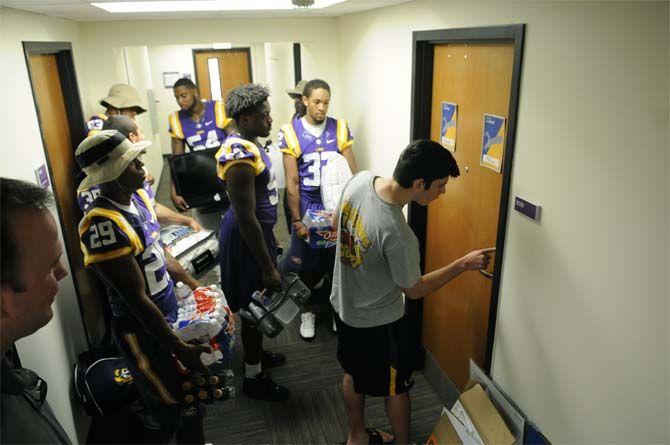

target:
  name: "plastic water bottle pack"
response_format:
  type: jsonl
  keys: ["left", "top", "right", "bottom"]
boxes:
{"left": 172, "top": 282, "right": 236, "bottom": 366}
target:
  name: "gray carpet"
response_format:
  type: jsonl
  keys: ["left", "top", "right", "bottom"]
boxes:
{"left": 156, "top": 164, "right": 444, "bottom": 444}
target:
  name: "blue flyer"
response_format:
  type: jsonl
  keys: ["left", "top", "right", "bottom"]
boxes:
{"left": 440, "top": 102, "right": 458, "bottom": 152}
{"left": 481, "top": 114, "right": 506, "bottom": 172}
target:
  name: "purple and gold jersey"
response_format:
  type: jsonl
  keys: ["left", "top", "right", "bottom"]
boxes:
{"left": 215, "top": 135, "right": 278, "bottom": 226}
{"left": 278, "top": 117, "right": 353, "bottom": 214}
{"left": 77, "top": 185, "right": 102, "bottom": 213}
{"left": 168, "top": 100, "right": 231, "bottom": 152}
{"left": 85, "top": 114, "right": 107, "bottom": 137}
{"left": 78, "top": 184, "right": 176, "bottom": 322}
{"left": 77, "top": 181, "right": 154, "bottom": 213}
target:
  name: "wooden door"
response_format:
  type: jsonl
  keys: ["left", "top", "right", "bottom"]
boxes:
{"left": 194, "top": 49, "right": 252, "bottom": 100}
{"left": 29, "top": 53, "right": 106, "bottom": 342}
{"left": 422, "top": 43, "right": 514, "bottom": 389}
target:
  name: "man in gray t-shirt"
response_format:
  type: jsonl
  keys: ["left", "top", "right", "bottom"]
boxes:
{"left": 330, "top": 140, "right": 494, "bottom": 445}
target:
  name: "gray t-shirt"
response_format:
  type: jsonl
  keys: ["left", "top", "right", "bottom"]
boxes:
{"left": 330, "top": 171, "right": 421, "bottom": 328}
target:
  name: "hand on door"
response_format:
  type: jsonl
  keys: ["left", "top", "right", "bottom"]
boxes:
{"left": 459, "top": 247, "right": 495, "bottom": 272}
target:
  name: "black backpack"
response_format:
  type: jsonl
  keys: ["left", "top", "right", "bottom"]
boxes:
{"left": 73, "top": 343, "right": 138, "bottom": 417}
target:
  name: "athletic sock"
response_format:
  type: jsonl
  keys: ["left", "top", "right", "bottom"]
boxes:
{"left": 245, "top": 361, "right": 262, "bottom": 378}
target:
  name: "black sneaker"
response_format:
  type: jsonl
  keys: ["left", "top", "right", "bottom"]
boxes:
{"left": 242, "top": 373, "right": 290, "bottom": 401}
{"left": 260, "top": 350, "right": 286, "bottom": 369}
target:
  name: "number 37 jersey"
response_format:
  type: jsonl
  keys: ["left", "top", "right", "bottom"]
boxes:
{"left": 78, "top": 184, "right": 177, "bottom": 322}
{"left": 278, "top": 117, "right": 353, "bottom": 212}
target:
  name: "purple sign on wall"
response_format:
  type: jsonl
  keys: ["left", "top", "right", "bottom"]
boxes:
{"left": 35, "top": 164, "right": 50, "bottom": 189}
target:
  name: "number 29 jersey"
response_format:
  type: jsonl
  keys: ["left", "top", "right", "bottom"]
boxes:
{"left": 278, "top": 117, "right": 353, "bottom": 214}
{"left": 78, "top": 184, "right": 177, "bottom": 323}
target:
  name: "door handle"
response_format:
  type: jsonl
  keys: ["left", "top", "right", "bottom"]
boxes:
{"left": 479, "top": 269, "right": 493, "bottom": 279}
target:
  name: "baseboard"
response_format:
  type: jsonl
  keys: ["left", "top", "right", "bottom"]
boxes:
{"left": 422, "top": 350, "right": 460, "bottom": 408}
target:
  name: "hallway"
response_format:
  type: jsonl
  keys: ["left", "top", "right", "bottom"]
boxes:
{"left": 157, "top": 165, "right": 444, "bottom": 444}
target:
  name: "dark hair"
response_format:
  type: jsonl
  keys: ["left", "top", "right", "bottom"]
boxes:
{"left": 102, "top": 115, "right": 137, "bottom": 139}
{"left": 1, "top": 178, "right": 54, "bottom": 291}
{"left": 293, "top": 98, "right": 306, "bottom": 119}
{"left": 303, "top": 79, "right": 330, "bottom": 98}
{"left": 392, "top": 139, "right": 460, "bottom": 189}
{"left": 173, "top": 78, "right": 197, "bottom": 90}
{"left": 225, "top": 83, "right": 270, "bottom": 121}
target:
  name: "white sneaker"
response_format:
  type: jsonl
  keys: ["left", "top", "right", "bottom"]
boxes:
{"left": 299, "top": 312, "right": 316, "bottom": 341}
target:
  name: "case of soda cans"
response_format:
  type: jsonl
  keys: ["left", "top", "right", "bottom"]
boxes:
{"left": 302, "top": 209, "right": 337, "bottom": 249}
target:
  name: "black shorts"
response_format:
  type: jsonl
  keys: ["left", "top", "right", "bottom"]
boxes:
{"left": 335, "top": 314, "right": 415, "bottom": 397}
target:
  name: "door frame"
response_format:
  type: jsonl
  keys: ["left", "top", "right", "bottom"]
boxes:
{"left": 191, "top": 47, "right": 254, "bottom": 89}
{"left": 22, "top": 41, "right": 91, "bottom": 347}
{"left": 407, "top": 25, "right": 525, "bottom": 373}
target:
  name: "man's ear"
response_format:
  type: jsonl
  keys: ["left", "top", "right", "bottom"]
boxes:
{"left": 302, "top": 96, "right": 309, "bottom": 107}
{"left": 412, "top": 178, "right": 425, "bottom": 192}
{"left": 237, "top": 114, "right": 248, "bottom": 129}
{"left": 129, "top": 133, "right": 139, "bottom": 143}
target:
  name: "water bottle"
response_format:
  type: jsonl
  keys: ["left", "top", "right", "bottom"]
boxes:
{"left": 251, "top": 290, "right": 273, "bottom": 308}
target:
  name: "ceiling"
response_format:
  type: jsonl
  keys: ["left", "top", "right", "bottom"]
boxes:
{"left": 1, "top": 0, "right": 412, "bottom": 21}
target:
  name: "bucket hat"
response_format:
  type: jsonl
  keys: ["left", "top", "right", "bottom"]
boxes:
{"left": 99, "top": 84, "right": 147, "bottom": 114}
{"left": 76, "top": 130, "right": 151, "bottom": 191}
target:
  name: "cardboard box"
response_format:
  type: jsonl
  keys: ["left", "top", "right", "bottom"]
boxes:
{"left": 426, "top": 361, "right": 518, "bottom": 445}
{"left": 466, "top": 360, "right": 526, "bottom": 444}
{"left": 459, "top": 384, "right": 515, "bottom": 445}
{"left": 426, "top": 412, "right": 463, "bottom": 445}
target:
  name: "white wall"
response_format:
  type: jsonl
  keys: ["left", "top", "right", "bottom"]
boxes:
{"left": 338, "top": 1, "right": 669, "bottom": 443}
{"left": 146, "top": 42, "right": 267, "bottom": 155}
{"left": 78, "top": 18, "right": 343, "bottom": 155}
{"left": 0, "top": 7, "right": 90, "bottom": 442}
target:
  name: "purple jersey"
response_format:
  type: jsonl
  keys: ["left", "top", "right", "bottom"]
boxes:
{"left": 168, "top": 100, "right": 231, "bottom": 152}
{"left": 216, "top": 135, "right": 278, "bottom": 225}
{"left": 278, "top": 117, "right": 353, "bottom": 214}
{"left": 77, "top": 181, "right": 154, "bottom": 213}
{"left": 85, "top": 113, "right": 107, "bottom": 137}
{"left": 78, "top": 184, "right": 176, "bottom": 322}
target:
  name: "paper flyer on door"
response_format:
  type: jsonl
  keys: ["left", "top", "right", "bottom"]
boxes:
{"left": 440, "top": 101, "right": 458, "bottom": 152}
{"left": 480, "top": 114, "right": 506, "bottom": 173}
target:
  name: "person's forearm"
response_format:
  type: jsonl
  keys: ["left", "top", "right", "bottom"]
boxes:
{"left": 343, "top": 147, "right": 358, "bottom": 174}
{"left": 238, "top": 213, "right": 274, "bottom": 272}
{"left": 286, "top": 179, "right": 302, "bottom": 222}
{"left": 126, "top": 292, "right": 186, "bottom": 350}
{"left": 404, "top": 258, "right": 466, "bottom": 300}
{"left": 166, "top": 252, "right": 200, "bottom": 290}
{"left": 156, "top": 202, "right": 191, "bottom": 226}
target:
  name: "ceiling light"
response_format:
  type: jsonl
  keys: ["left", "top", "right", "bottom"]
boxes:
{"left": 91, "top": 0, "right": 345, "bottom": 13}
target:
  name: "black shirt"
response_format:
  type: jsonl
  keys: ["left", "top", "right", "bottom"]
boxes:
{"left": 1, "top": 356, "right": 72, "bottom": 444}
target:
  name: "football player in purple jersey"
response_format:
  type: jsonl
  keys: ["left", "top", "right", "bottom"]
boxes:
{"left": 77, "top": 130, "right": 209, "bottom": 443}
{"left": 278, "top": 79, "right": 358, "bottom": 341}
{"left": 78, "top": 115, "right": 202, "bottom": 233}
{"left": 169, "top": 78, "right": 232, "bottom": 232}
{"left": 216, "top": 84, "right": 289, "bottom": 401}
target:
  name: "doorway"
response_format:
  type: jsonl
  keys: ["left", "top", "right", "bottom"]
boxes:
{"left": 407, "top": 26, "right": 525, "bottom": 389}
{"left": 192, "top": 48, "right": 252, "bottom": 100}
{"left": 23, "top": 41, "right": 105, "bottom": 345}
